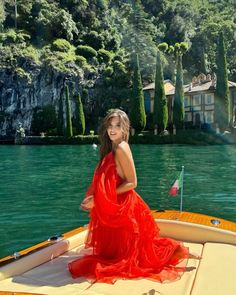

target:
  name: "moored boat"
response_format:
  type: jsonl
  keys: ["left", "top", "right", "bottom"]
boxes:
{"left": 0, "top": 210, "right": 236, "bottom": 295}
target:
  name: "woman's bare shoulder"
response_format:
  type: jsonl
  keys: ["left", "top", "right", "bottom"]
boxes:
{"left": 115, "top": 141, "right": 132, "bottom": 158}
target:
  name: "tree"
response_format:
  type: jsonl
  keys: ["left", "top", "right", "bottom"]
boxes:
{"left": 130, "top": 53, "right": 146, "bottom": 133}
{"left": 5, "top": 0, "right": 18, "bottom": 29}
{"left": 74, "top": 93, "right": 85, "bottom": 135}
{"left": 214, "top": 31, "right": 230, "bottom": 130}
{"left": 173, "top": 42, "right": 188, "bottom": 130}
{"left": 65, "top": 85, "right": 73, "bottom": 137}
{"left": 185, "top": 11, "right": 236, "bottom": 77}
{"left": 81, "top": 88, "right": 90, "bottom": 114}
{"left": 0, "top": 0, "right": 6, "bottom": 32}
{"left": 30, "top": 1, "right": 78, "bottom": 44}
{"left": 153, "top": 49, "right": 168, "bottom": 133}
{"left": 57, "top": 93, "right": 64, "bottom": 136}
{"left": 113, "top": 0, "right": 158, "bottom": 80}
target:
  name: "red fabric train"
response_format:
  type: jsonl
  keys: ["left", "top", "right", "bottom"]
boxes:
{"left": 68, "top": 152, "right": 189, "bottom": 283}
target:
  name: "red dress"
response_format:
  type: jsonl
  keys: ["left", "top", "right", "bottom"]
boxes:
{"left": 68, "top": 151, "right": 189, "bottom": 283}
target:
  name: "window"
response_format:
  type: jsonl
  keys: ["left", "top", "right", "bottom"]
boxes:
{"left": 205, "top": 111, "right": 214, "bottom": 123}
{"left": 205, "top": 94, "right": 214, "bottom": 104}
{"left": 185, "top": 112, "right": 192, "bottom": 122}
{"left": 184, "top": 96, "right": 190, "bottom": 107}
{"left": 193, "top": 94, "right": 201, "bottom": 106}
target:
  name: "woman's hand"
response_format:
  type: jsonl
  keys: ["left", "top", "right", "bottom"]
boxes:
{"left": 80, "top": 195, "right": 94, "bottom": 211}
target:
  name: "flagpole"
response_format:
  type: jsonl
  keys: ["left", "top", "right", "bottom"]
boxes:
{"left": 180, "top": 166, "right": 184, "bottom": 212}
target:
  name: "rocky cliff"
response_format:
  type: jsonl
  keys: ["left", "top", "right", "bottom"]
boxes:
{"left": 0, "top": 62, "right": 86, "bottom": 137}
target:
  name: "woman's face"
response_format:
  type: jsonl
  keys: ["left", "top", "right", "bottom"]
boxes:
{"left": 107, "top": 116, "right": 123, "bottom": 144}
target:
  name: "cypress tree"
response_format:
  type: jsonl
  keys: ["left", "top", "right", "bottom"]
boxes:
{"left": 214, "top": 31, "right": 230, "bottom": 130}
{"left": 57, "top": 94, "right": 64, "bottom": 136}
{"left": 82, "top": 88, "right": 91, "bottom": 117}
{"left": 200, "top": 49, "right": 209, "bottom": 75}
{"left": 65, "top": 85, "right": 73, "bottom": 137}
{"left": 0, "top": 1, "right": 6, "bottom": 32}
{"left": 173, "top": 53, "right": 184, "bottom": 130}
{"left": 153, "top": 49, "right": 168, "bottom": 133}
{"left": 130, "top": 53, "right": 146, "bottom": 133}
{"left": 74, "top": 92, "right": 85, "bottom": 135}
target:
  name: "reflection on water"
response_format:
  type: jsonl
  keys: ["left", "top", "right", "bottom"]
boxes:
{"left": 0, "top": 144, "right": 236, "bottom": 258}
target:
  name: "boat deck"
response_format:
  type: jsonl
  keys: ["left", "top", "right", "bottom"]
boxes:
{"left": 0, "top": 211, "right": 236, "bottom": 295}
{"left": 0, "top": 241, "right": 202, "bottom": 295}
{"left": 1, "top": 240, "right": 236, "bottom": 295}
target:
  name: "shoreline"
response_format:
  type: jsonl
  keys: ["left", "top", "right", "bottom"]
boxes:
{"left": 1, "top": 130, "right": 236, "bottom": 145}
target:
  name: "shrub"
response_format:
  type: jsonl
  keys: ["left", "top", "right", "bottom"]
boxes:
{"left": 0, "top": 30, "right": 30, "bottom": 45}
{"left": 113, "top": 60, "right": 126, "bottom": 73}
{"left": 75, "top": 55, "right": 87, "bottom": 67}
{"left": 82, "top": 31, "right": 103, "bottom": 50}
{"left": 75, "top": 45, "right": 97, "bottom": 59}
{"left": 104, "top": 66, "right": 113, "bottom": 76}
{"left": 98, "top": 49, "right": 113, "bottom": 63}
{"left": 0, "top": 30, "right": 17, "bottom": 44}
{"left": 52, "top": 38, "right": 72, "bottom": 52}
{"left": 41, "top": 45, "right": 77, "bottom": 74}
{"left": 15, "top": 67, "right": 32, "bottom": 83}
{"left": 20, "top": 45, "right": 40, "bottom": 65}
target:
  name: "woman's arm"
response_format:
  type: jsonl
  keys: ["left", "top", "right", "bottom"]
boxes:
{"left": 80, "top": 164, "right": 98, "bottom": 211}
{"left": 115, "top": 142, "right": 137, "bottom": 194}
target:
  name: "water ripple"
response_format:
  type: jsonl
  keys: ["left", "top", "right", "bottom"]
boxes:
{"left": 0, "top": 144, "right": 236, "bottom": 258}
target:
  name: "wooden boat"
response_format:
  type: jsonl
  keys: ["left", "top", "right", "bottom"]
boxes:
{"left": 0, "top": 210, "right": 236, "bottom": 295}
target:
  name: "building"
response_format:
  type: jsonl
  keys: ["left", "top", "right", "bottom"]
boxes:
{"left": 143, "top": 79, "right": 174, "bottom": 113}
{"left": 143, "top": 74, "right": 236, "bottom": 128}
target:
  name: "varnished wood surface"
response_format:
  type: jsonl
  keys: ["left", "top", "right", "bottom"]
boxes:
{"left": 152, "top": 210, "right": 236, "bottom": 233}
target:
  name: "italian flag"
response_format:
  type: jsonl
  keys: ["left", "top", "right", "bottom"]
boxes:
{"left": 169, "top": 171, "right": 183, "bottom": 195}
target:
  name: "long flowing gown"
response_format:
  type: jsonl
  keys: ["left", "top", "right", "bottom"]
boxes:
{"left": 68, "top": 151, "right": 189, "bottom": 283}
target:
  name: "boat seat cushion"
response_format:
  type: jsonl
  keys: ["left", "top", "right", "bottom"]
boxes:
{"left": 0, "top": 242, "right": 202, "bottom": 295}
{"left": 191, "top": 242, "right": 236, "bottom": 295}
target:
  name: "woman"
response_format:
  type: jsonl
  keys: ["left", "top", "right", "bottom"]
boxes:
{"left": 68, "top": 109, "right": 197, "bottom": 283}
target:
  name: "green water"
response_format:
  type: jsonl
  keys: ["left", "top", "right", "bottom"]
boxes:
{"left": 0, "top": 144, "right": 236, "bottom": 259}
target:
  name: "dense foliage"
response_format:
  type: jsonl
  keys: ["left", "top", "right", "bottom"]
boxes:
{"left": 1, "top": 1, "right": 235, "bottom": 78}
{"left": 0, "top": 0, "right": 235, "bottom": 134}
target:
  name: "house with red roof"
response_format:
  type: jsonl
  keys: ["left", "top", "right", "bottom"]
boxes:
{"left": 143, "top": 74, "right": 236, "bottom": 128}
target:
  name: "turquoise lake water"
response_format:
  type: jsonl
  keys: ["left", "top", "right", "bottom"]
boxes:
{"left": 0, "top": 144, "right": 236, "bottom": 259}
